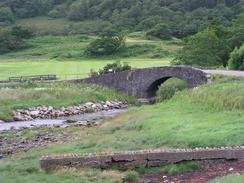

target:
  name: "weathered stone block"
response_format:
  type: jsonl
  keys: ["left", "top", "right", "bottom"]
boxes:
{"left": 147, "top": 160, "right": 168, "bottom": 167}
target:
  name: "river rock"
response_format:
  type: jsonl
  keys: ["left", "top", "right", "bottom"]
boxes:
{"left": 12, "top": 100, "right": 128, "bottom": 121}
{"left": 30, "top": 110, "right": 39, "bottom": 117}
{"left": 64, "top": 119, "right": 78, "bottom": 124}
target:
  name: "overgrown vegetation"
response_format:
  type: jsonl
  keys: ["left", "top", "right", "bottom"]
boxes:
{"left": 89, "top": 61, "right": 131, "bottom": 77}
{"left": 190, "top": 76, "right": 244, "bottom": 111}
{"left": 156, "top": 78, "right": 188, "bottom": 102}
{"left": 171, "top": 12, "right": 244, "bottom": 69}
{"left": 228, "top": 44, "right": 244, "bottom": 70}
{"left": 0, "top": 82, "right": 136, "bottom": 121}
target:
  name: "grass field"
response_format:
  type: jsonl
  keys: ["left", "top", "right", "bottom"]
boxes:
{"left": 0, "top": 32, "right": 178, "bottom": 80}
{"left": 0, "top": 77, "right": 244, "bottom": 182}
{"left": 0, "top": 58, "right": 171, "bottom": 80}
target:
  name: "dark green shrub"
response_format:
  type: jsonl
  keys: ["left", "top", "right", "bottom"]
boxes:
{"left": 156, "top": 78, "right": 188, "bottom": 102}
{"left": 89, "top": 61, "right": 131, "bottom": 77}
{"left": 124, "top": 171, "right": 139, "bottom": 182}
{"left": 228, "top": 44, "right": 244, "bottom": 71}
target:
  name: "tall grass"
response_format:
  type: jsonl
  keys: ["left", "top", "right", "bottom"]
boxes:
{"left": 190, "top": 77, "right": 244, "bottom": 111}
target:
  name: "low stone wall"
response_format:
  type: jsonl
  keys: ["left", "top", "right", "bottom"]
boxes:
{"left": 40, "top": 147, "right": 244, "bottom": 171}
{"left": 12, "top": 100, "right": 128, "bottom": 121}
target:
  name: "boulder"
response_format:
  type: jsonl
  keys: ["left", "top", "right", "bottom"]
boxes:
{"left": 30, "top": 110, "right": 39, "bottom": 117}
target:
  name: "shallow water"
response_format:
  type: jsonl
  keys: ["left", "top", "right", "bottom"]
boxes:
{"left": 0, "top": 109, "right": 127, "bottom": 131}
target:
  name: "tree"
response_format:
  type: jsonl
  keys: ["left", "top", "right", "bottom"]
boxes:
{"left": 146, "top": 23, "right": 171, "bottom": 40}
{"left": 229, "top": 13, "right": 244, "bottom": 49}
{"left": 85, "top": 28, "right": 125, "bottom": 56}
{"left": 0, "top": 28, "right": 19, "bottom": 52}
{"left": 0, "top": 7, "right": 15, "bottom": 23}
{"left": 172, "top": 28, "right": 227, "bottom": 67}
{"left": 11, "top": 26, "right": 32, "bottom": 41}
{"left": 228, "top": 44, "right": 244, "bottom": 71}
{"left": 0, "top": 26, "right": 32, "bottom": 52}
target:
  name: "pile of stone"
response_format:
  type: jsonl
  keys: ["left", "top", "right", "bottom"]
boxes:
{"left": 13, "top": 100, "right": 128, "bottom": 121}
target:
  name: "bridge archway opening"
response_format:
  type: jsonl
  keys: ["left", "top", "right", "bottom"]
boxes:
{"left": 146, "top": 77, "right": 172, "bottom": 98}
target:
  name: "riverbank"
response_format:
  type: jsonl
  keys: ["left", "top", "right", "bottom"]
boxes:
{"left": 12, "top": 100, "right": 128, "bottom": 121}
{"left": 0, "top": 109, "right": 127, "bottom": 158}
{"left": 0, "top": 82, "right": 136, "bottom": 121}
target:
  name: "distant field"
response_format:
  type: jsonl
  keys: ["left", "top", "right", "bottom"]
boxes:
{"left": 0, "top": 58, "right": 170, "bottom": 80}
{"left": 0, "top": 33, "right": 177, "bottom": 80}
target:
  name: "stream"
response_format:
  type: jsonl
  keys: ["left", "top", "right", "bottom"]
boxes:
{"left": 0, "top": 109, "right": 127, "bottom": 131}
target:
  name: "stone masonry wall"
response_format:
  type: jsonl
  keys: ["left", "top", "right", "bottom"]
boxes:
{"left": 40, "top": 148, "right": 244, "bottom": 171}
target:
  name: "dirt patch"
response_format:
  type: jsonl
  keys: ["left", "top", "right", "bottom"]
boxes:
{"left": 140, "top": 160, "right": 244, "bottom": 183}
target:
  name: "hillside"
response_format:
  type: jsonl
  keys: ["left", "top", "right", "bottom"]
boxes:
{"left": 1, "top": 0, "right": 243, "bottom": 37}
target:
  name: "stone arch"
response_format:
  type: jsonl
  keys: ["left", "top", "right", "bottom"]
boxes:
{"left": 146, "top": 77, "right": 172, "bottom": 98}
{"left": 79, "top": 66, "right": 208, "bottom": 99}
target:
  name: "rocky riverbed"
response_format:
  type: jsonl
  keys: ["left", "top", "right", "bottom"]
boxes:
{"left": 0, "top": 109, "right": 127, "bottom": 158}
{"left": 12, "top": 100, "right": 128, "bottom": 121}
{"left": 0, "top": 109, "right": 127, "bottom": 131}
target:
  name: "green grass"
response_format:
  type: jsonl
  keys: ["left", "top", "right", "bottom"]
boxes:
{"left": 0, "top": 32, "right": 178, "bottom": 80}
{"left": 0, "top": 77, "right": 244, "bottom": 182}
{"left": 191, "top": 77, "right": 244, "bottom": 111}
{"left": 0, "top": 82, "right": 136, "bottom": 121}
{"left": 0, "top": 58, "right": 171, "bottom": 80}
{"left": 211, "top": 175, "right": 244, "bottom": 183}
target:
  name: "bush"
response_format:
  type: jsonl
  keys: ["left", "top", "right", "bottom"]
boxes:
{"left": 89, "top": 61, "right": 131, "bottom": 77}
{"left": 124, "top": 171, "right": 139, "bottom": 182}
{"left": 156, "top": 78, "right": 188, "bottom": 102}
{"left": 228, "top": 44, "right": 244, "bottom": 70}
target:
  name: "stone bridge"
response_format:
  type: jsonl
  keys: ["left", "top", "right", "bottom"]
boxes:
{"left": 79, "top": 66, "right": 208, "bottom": 99}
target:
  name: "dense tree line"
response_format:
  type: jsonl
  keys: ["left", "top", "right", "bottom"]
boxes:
{"left": 172, "top": 13, "right": 244, "bottom": 69}
{"left": 0, "top": 0, "right": 243, "bottom": 37}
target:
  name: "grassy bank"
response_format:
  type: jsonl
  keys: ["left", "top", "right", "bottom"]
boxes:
{"left": 0, "top": 82, "right": 136, "bottom": 121}
{"left": 0, "top": 77, "right": 244, "bottom": 182}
